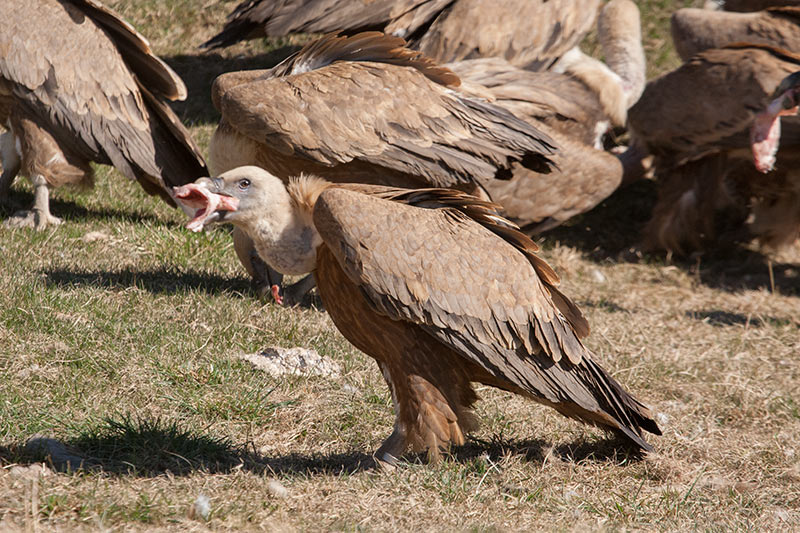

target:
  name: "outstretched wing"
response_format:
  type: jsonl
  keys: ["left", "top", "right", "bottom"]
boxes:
{"left": 412, "top": 0, "right": 600, "bottom": 69}
{"left": 201, "top": 0, "right": 444, "bottom": 49}
{"left": 1, "top": 0, "right": 207, "bottom": 198}
{"left": 313, "top": 187, "right": 659, "bottom": 448}
{"left": 214, "top": 32, "right": 555, "bottom": 188}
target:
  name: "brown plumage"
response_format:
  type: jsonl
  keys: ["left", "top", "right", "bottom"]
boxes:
{"left": 722, "top": 0, "right": 800, "bottom": 12}
{"left": 209, "top": 32, "right": 557, "bottom": 298}
{"left": 628, "top": 44, "right": 800, "bottom": 253}
{"left": 175, "top": 167, "right": 661, "bottom": 461}
{"left": 0, "top": 0, "right": 208, "bottom": 229}
{"left": 440, "top": 0, "right": 645, "bottom": 233}
{"left": 201, "top": 0, "right": 600, "bottom": 71}
{"left": 672, "top": 7, "right": 800, "bottom": 62}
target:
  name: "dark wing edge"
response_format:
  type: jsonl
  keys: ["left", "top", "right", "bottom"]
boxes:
{"left": 314, "top": 188, "right": 660, "bottom": 449}
{"left": 268, "top": 32, "right": 461, "bottom": 87}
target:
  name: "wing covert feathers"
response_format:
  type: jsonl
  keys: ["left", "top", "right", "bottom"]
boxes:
{"left": 313, "top": 187, "right": 659, "bottom": 449}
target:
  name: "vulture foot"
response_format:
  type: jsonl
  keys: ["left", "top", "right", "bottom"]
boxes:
{"left": 373, "top": 426, "right": 409, "bottom": 469}
{"left": 4, "top": 209, "right": 62, "bottom": 230}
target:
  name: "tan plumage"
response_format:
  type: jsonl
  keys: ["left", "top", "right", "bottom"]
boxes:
{"left": 175, "top": 167, "right": 661, "bottom": 461}
{"left": 202, "top": 0, "right": 600, "bottom": 71}
{"left": 628, "top": 44, "right": 800, "bottom": 252}
{"left": 208, "top": 32, "right": 557, "bottom": 295}
{"left": 672, "top": 7, "right": 800, "bottom": 62}
{"left": 440, "top": 0, "right": 645, "bottom": 233}
{"left": 0, "top": 0, "right": 207, "bottom": 228}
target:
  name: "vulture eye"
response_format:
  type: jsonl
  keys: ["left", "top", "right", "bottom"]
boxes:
{"left": 238, "top": 178, "right": 251, "bottom": 191}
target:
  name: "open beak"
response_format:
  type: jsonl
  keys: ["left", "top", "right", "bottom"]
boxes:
{"left": 173, "top": 182, "right": 240, "bottom": 232}
{"left": 751, "top": 88, "right": 800, "bottom": 173}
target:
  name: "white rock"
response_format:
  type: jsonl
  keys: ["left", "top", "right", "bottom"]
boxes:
{"left": 590, "top": 269, "right": 606, "bottom": 283}
{"left": 238, "top": 347, "right": 341, "bottom": 378}
{"left": 8, "top": 463, "right": 51, "bottom": 480}
{"left": 267, "top": 479, "right": 289, "bottom": 499}
{"left": 81, "top": 231, "right": 110, "bottom": 243}
{"left": 193, "top": 494, "right": 211, "bottom": 520}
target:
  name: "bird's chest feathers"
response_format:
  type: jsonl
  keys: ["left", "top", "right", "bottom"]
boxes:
{"left": 251, "top": 216, "right": 322, "bottom": 275}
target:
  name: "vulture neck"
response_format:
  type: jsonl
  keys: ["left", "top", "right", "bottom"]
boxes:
{"left": 597, "top": 0, "right": 645, "bottom": 109}
{"left": 246, "top": 176, "right": 329, "bottom": 276}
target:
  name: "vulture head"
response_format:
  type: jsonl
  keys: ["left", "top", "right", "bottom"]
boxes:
{"left": 751, "top": 71, "right": 800, "bottom": 173}
{"left": 174, "top": 166, "right": 323, "bottom": 278}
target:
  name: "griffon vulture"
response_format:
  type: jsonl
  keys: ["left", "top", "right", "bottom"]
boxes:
{"left": 0, "top": 0, "right": 208, "bottom": 228}
{"left": 201, "top": 0, "right": 600, "bottom": 71}
{"left": 445, "top": 0, "right": 646, "bottom": 233}
{"left": 174, "top": 166, "right": 661, "bottom": 462}
{"left": 209, "top": 31, "right": 556, "bottom": 301}
{"left": 672, "top": 7, "right": 800, "bottom": 62}
{"left": 628, "top": 44, "right": 800, "bottom": 253}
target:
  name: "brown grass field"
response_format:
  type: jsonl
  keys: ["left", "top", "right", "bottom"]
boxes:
{"left": 2, "top": 0, "right": 799, "bottom": 530}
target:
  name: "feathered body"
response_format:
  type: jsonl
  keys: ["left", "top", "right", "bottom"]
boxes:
{"left": 628, "top": 44, "right": 800, "bottom": 252}
{"left": 0, "top": 0, "right": 207, "bottom": 227}
{"left": 175, "top": 168, "right": 661, "bottom": 461}
{"left": 202, "top": 0, "right": 600, "bottom": 71}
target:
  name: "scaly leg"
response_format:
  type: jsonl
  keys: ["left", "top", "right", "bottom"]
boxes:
{"left": 5, "top": 174, "right": 62, "bottom": 230}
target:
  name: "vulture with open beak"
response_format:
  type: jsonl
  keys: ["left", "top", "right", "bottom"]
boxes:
{"left": 174, "top": 166, "right": 661, "bottom": 463}
{"left": 0, "top": 0, "right": 208, "bottom": 229}
{"left": 445, "top": 0, "right": 646, "bottom": 233}
{"left": 208, "top": 31, "right": 556, "bottom": 301}
{"left": 628, "top": 44, "right": 800, "bottom": 253}
{"left": 201, "top": 0, "right": 600, "bottom": 71}
{"left": 672, "top": 7, "right": 800, "bottom": 62}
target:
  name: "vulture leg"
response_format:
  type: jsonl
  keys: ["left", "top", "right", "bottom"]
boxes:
{"left": 374, "top": 357, "right": 479, "bottom": 465}
{"left": 233, "top": 226, "right": 317, "bottom": 305}
{"left": 0, "top": 131, "right": 21, "bottom": 197}
{"left": 5, "top": 174, "right": 62, "bottom": 229}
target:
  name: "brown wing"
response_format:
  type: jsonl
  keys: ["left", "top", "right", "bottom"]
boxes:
{"left": 214, "top": 33, "right": 555, "bottom": 188}
{"left": 412, "top": 0, "right": 600, "bottom": 69}
{"left": 724, "top": 0, "right": 800, "bottom": 12}
{"left": 628, "top": 44, "right": 800, "bottom": 163}
{"left": 483, "top": 127, "right": 624, "bottom": 232}
{"left": 448, "top": 58, "right": 606, "bottom": 146}
{"left": 312, "top": 187, "right": 659, "bottom": 448}
{"left": 201, "top": 0, "right": 446, "bottom": 49}
{"left": 1, "top": 0, "right": 207, "bottom": 199}
{"left": 672, "top": 7, "right": 800, "bottom": 62}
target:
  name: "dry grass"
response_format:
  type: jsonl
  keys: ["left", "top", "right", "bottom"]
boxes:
{"left": 1, "top": 1, "right": 799, "bottom": 531}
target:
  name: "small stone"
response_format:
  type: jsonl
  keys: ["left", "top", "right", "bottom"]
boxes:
{"left": 81, "top": 231, "right": 110, "bottom": 243}
{"left": 191, "top": 494, "right": 211, "bottom": 520}
{"left": 8, "top": 463, "right": 51, "bottom": 480}
{"left": 341, "top": 384, "right": 359, "bottom": 395}
{"left": 590, "top": 269, "right": 606, "bottom": 283}
{"left": 238, "top": 347, "right": 341, "bottom": 378}
{"left": 267, "top": 479, "right": 289, "bottom": 499}
{"left": 24, "top": 435, "right": 89, "bottom": 472}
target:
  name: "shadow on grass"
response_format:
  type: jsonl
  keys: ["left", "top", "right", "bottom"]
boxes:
{"left": 540, "top": 179, "right": 800, "bottom": 295}
{"left": 163, "top": 46, "right": 301, "bottom": 126}
{"left": 43, "top": 267, "right": 252, "bottom": 297}
{"left": 8, "top": 416, "right": 647, "bottom": 478}
{"left": 456, "top": 434, "right": 647, "bottom": 466}
{"left": 1, "top": 190, "right": 171, "bottom": 227}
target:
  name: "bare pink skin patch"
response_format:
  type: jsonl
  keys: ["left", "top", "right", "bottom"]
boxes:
{"left": 174, "top": 183, "right": 239, "bottom": 232}
{"left": 751, "top": 95, "right": 799, "bottom": 173}
{"left": 271, "top": 284, "right": 283, "bottom": 305}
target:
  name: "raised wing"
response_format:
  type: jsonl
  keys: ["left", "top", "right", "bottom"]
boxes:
{"left": 411, "top": 0, "right": 600, "bottom": 69}
{"left": 313, "top": 187, "right": 659, "bottom": 448}
{"left": 1, "top": 0, "right": 206, "bottom": 196}
{"left": 201, "top": 0, "right": 444, "bottom": 49}
{"left": 214, "top": 33, "right": 555, "bottom": 187}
